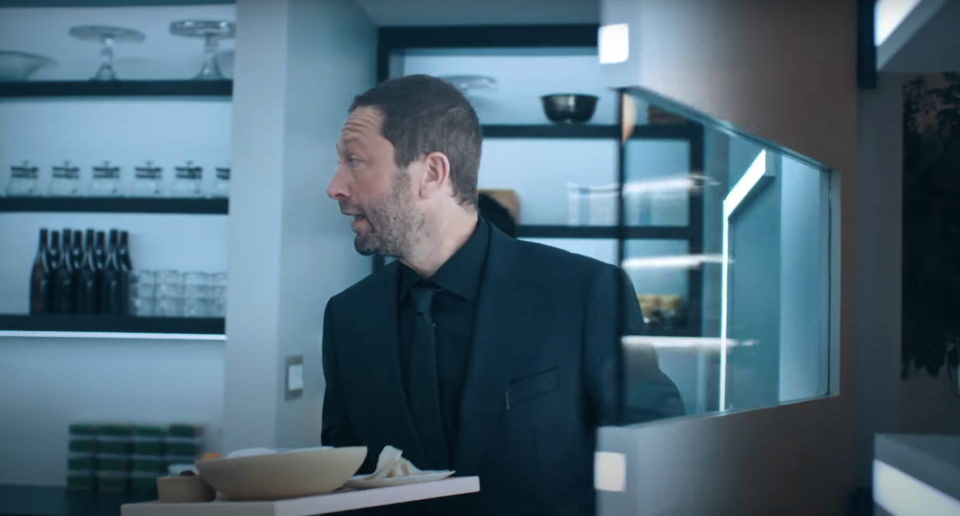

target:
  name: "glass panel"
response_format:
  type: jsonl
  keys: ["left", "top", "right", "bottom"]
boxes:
{"left": 623, "top": 139, "right": 690, "bottom": 226}
{"left": 619, "top": 90, "right": 833, "bottom": 425}
{"left": 393, "top": 47, "right": 617, "bottom": 125}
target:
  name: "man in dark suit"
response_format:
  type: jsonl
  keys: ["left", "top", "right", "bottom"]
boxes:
{"left": 322, "top": 74, "right": 684, "bottom": 516}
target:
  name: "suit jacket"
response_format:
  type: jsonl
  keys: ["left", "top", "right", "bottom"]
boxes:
{"left": 321, "top": 225, "right": 684, "bottom": 516}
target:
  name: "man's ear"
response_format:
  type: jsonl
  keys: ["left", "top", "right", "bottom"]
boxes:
{"left": 419, "top": 151, "right": 452, "bottom": 198}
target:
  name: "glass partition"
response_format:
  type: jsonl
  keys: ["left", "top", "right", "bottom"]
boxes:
{"left": 619, "top": 91, "right": 833, "bottom": 422}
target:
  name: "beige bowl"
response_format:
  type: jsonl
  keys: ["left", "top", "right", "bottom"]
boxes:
{"left": 195, "top": 446, "right": 367, "bottom": 501}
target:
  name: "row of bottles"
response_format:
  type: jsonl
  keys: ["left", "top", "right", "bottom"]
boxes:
{"left": 30, "top": 228, "right": 133, "bottom": 315}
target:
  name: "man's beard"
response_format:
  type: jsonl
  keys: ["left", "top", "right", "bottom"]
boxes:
{"left": 352, "top": 170, "right": 422, "bottom": 258}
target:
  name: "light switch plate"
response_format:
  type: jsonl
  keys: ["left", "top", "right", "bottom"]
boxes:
{"left": 285, "top": 355, "right": 304, "bottom": 400}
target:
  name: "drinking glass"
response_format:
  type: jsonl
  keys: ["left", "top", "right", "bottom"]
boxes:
{"left": 128, "top": 270, "right": 156, "bottom": 317}
{"left": 154, "top": 270, "right": 183, "bottom": 317}
{"left": 183, "top": 272, "right": 210, "bottom": 317}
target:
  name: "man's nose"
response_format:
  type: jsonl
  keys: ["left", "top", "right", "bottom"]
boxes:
{"left": 327, "top": 167, "right": 349, "bottom": 201}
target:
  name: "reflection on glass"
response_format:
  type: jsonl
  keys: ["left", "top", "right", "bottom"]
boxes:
{"left": 619, "top": 90, "right": 833, "bottom": 423}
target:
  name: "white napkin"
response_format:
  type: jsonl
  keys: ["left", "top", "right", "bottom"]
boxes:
{"left": 363, "top": 446, "right": 424, "bottom": 479}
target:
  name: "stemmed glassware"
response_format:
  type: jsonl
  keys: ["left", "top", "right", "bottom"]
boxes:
{"left": 169, "top": 20, "right": 235, "bottom": 81}
{"left": 68, "top": 25, "right": 145, "bottom": 81}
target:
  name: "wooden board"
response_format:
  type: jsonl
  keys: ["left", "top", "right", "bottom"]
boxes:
{"left": 121, "top": 477, "right": 479, "bottom": 516}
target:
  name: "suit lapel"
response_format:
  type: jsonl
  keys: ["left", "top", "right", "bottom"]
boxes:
{"left": 454, "top": 230, "right": 533, "bottom": 475}
{"left": 352, "top": 263, "right": 426, "bottom": 462}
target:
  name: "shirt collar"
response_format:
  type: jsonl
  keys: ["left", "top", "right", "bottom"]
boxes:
{"left": 399, "top": 218, "right": 490, "bottom": 302}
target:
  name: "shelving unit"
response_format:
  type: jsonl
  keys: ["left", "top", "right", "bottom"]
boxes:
{"left": 481, "top": 123, "right": 701, "bottom": 140}
{"left": 0, "top": 80, "right": 232, "bottom": 98}
{"left": 372, "top": 24, "right": 708, "bottom": 337}
{"left": 0, "top": 73, "right": 233, "bottom": 338}
{"left": 0, "top": 315, "right": 225, "bottom": 336}
{"left": 0, "top": 197, "right": 228, "bottom": 214}
{"left": 483, "top": 124, "right": 618, "bottom": 139}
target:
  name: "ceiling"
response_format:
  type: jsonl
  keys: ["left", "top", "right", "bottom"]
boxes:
{"left": 354, "top": 0, "right": 600, "bottom": 26}
{"left": 878, "top": 0, "right": 960, "bottom": 72}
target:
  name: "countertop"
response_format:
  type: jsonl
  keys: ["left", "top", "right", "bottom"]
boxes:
{"left": 874, "top": 433, "right": 960, "bottom": 515}
{"left": 0, "top": 485, "right": 154, "bottom": 516}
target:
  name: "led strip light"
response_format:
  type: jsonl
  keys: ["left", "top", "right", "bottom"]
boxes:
{"left": 622, "top": 336, "right": 756, "bottom": 349}
{"left": 719, "top": 150, "right": 768, "bottom": 411}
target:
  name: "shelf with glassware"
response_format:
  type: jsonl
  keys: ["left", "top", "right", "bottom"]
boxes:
{"left": 0, "top": 20, "right": 236, "bottom": 97}
{"left": 0, "top": 227, "right": 228, "bottom": 336}
{"left": 0, "top": 160, "right": 230, "bottom": 214}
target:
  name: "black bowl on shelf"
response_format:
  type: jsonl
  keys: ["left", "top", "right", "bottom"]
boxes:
{"left": 540, "top": 94, "right": 599, "bottom": 124}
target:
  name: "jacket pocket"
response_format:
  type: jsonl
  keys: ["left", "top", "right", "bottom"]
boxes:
{"left": 507, "top": 367, "right": 559, "bottom": 406}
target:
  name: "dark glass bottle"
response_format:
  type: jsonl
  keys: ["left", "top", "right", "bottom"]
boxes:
{"left": 100, "top": 229, "right": 123, "bottom": 315}
{"left": 76, "top": 229, "right": 98, "bottom": 314}
{"left": 93, "top": 231, "right": 107, "bottom": 271}
{"left": 118, "top": 231, "right": 133, "bottom": 271}
{"left": 29, "top": 228, "right": 53, "bottom": 314}
{"left": 54, "top": 229, "right": 76, "bottom": 313}
{"left": 117, "top": 231, "right": 133, "bottom": 315}
{"left": 70, "top": 228, "right": 84, "bottom": 269}
{"left": 48, "top": 231, "right": 62, "bottom": 274}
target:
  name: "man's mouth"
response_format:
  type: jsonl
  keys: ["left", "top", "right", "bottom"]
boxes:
{"left": 349, "top": 214, "right": 367, "bottom": 229}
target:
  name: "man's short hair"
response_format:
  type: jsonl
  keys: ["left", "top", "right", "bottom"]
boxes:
{"left": 349, "top": 74, "right": 483, "bottom": 207}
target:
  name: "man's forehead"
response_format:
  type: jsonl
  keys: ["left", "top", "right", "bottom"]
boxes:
{"left": 342, "top": 107, "right": 382, "bottom": 134}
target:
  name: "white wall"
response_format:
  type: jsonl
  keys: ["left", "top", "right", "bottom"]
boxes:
{"left": 0, "top": 339, "right": 223, "bottom": 485}
{"left": 597, "top": 0, "right": 859, "bottom": 514}
{"left": 222, "top": 0, "right": 375, "bottom": 452}
{"left": 855, "top": 73, "right": 903, "bottom": 488}
{"left": 0, "top": 4, "right": 234, "bottom": 486}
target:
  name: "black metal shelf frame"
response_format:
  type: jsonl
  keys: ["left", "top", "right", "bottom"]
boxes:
{"left": 0, "top": 80, "right": 232, "bottom": 99}
{"left": 482, "top": 123, "right": 701, "bottom": 140}
{"left": 0, "top": 197, "right": 228, "bottom": 215}
{"left": 0, "top": 314, "right": 225, "bottom": 335}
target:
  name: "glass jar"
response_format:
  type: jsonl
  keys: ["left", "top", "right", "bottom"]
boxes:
{"left": 172, "top": 161, "right": 203, "bottom": 198}
{"left": 5, "top": 161, "right": 39, "bottom": 197}
{"left": 210, "top": 165, "right": 230, "bottom": 198}
{"left": 131, "top": 161, "right": 163, "bottom": 198}
{"left": 89, "top": 161, "right": 121, "bottom": 197}
{"left": 49, "top": 161, "right": 81, "bottom": 197}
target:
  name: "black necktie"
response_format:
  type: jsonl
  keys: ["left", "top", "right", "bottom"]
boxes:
{"left": 409, "top": 284, "right": 449, "bottom": 468}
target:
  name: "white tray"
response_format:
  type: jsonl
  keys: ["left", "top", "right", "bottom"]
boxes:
{"left": 121, "top": 476, "right": 479, "bottom": 516}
